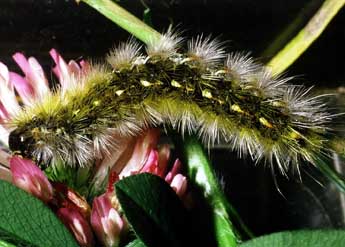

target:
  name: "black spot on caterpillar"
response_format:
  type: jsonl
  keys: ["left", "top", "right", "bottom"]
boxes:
{"left": 8, "top": 31, "right": 333, "bottom": 173}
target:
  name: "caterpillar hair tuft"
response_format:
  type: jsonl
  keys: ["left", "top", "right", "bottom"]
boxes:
{"left": 187, "top": 35, "right": 226, "bottom": 67}
{"left": 106, "top": 39, "right": 142, "bottom": 70}
{"left": 146, "top": 28, "right": 184, "bottom": 58}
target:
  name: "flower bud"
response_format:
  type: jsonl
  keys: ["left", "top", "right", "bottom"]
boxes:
{"left": 165, "top": 159, "right": 182, "bottom": 184}
{"left": 57, "top": 207, "right": 94, "bottom": 247}
{"left": 10, "top": 156, "right": 53, "bottom": 203}
{"left": 91, "top": 193, "right": 124, "bottom": 247}
{"left": 170, "top": 174, "right": 188, "bottom": 198}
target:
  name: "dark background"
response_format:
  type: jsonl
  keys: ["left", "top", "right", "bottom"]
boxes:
{"left": 0, "top": 0, "right": 344, "bottom": 87}
{"left": 0, "top": 0, "right": 344, "bottom": 238}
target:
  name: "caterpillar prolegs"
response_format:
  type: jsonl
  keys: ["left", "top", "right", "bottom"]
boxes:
{"left": 8, "top": 32, "right": 333, "bottom": 173}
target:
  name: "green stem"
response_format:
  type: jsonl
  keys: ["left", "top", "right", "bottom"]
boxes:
{"left": 261, "top": 0, "right": 323, "bottom": 59}
{"left": 267, "top": 0, "right": 345, "bottom": 75}
{"left": 175, "top": 136, "right": 241, "bottom": 246}
{"left": 78, "top": 0, "right": 161, "bottom": 44}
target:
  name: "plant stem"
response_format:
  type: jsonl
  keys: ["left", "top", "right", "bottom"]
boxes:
{"left": 175, "top": 135, "right": 241, "bottom": 246}
{"left": 77, "top": 0, "right": 161, "bottom": 44}
{"left": 267, "top": 0, "right": 345, "bottom": 75}
{"left": 261, "top": 0, "right": 323, "bottom": 59}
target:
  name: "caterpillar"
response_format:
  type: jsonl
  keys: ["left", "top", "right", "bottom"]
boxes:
{"left": 6, "top": 31, "right": 333, "bottom": 174}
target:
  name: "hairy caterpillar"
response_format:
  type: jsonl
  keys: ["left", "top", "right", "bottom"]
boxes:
{"left": 6, "top": 31, "right": 333, "bottom": 173}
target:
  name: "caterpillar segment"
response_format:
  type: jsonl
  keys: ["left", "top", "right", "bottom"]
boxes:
{"left": 8, "top": 32, "right": 332, "bottom": 172}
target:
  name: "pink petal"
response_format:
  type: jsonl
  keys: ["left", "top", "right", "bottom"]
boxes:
{"left": 50, "top": 48, "right": 69, "bottom": 85}
{"left": 12, "top": 53, "right": 31, "bottom": 76}
{"left": 119, "top": 128, "right": 160, "bottom": 177}
{"left": 0, "top": 62, "right": 9, "bottom": 82}
{"left": 170, "top": 174, "right": 187, "bottom": 198}
{"left": 0, "top": 104, "right": 11, "bottom": 145}
{"left": 10, "top": 156, "right": 53, "bottom": 203}
{"left": 0, "top": 62, "right": 20, "bottom": 117}
{"left": 28, "top": 57, "right": 49, "bottom": 97}
{"left": 58, "top": 207, "right": 95, "bottom": 247}
{"left": 140, "top": 149, "right": 159, "bottom": 174}
{"left": 80, "top": 60, "right": 90, "bottom": 72}
{"left": 165, "top": 159, "right": 182, "bottom": 184}
{"left": 12, "top": 53, "right": 49, "bottom": 100}
{"left": 68, "top": 60, "right": 82, "bottom": 75}
{"left": 50, "top": 48, "right": 85, "bottom": 92}
{"left": 157, "top": 144, "right": 171, "bottom": 177}
{"left": 66, "top": 188, "right": 92, "bottom": 219}
{"left": 9, "top": 72, "right": 35, "bottom": 105}
{"left": 91, "top": 193, "right": 123, "bottom": 247}
{"left": 0, "top": 126, "right": 10, "bottom": 147}
{"left": 0, "top": 102, "right": 10, "bottom": 120}
{"left": 93, "top": 135, "right": 135, "bottom": 192}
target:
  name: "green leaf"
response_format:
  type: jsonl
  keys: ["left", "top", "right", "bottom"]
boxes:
{"left": 240, "top": 230, "right": 345, "bottom": 247}
{"left": 125, "top": 239, "right": 147, "bottom": 247}
{"left": 0, "top": 180, "right": 79, "bottom": 247}
{"left": 115, "top": 173, "right": 190, "bottom": 247}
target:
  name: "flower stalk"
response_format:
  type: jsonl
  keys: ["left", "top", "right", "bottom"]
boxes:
{"left": 266, "top": 0, "right": 345, "bottom": 75}
{"left": 77, "top": 0, "right": 161, "bottom": 45}
{"left": 174, "top": 135, "right": 240, "bottom": 247}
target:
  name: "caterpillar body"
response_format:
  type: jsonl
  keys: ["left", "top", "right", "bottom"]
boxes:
{"left": 7, "top": 32, "right": 332, "bottom": 173}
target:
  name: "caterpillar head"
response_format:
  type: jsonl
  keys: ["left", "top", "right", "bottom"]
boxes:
{"left": 8, "top": 123, "right": 66, "bottom": 166}
{"left": 8, "top": 121, "right": 97, "bottom": 167}
{"left": 9, "top": 127, "right": 36, "bottom": 158}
